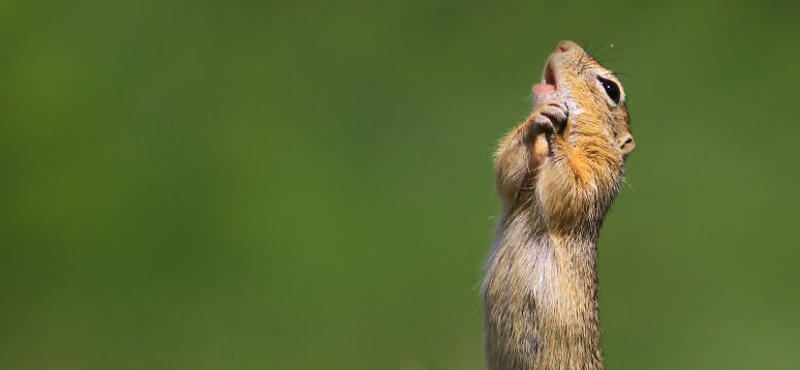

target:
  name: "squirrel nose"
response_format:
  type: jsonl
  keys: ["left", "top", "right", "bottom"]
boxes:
{"left": 556, "top": 40, "right": 578, "bottom": 53}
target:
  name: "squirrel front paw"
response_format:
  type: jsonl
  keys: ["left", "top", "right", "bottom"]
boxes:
{"left": 526, "top": 101, "right": 568, "bottom": 163}
{"left": 530, "top": 101, "right": 568, "bottom": 135}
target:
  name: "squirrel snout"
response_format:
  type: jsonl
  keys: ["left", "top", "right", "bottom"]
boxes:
{"left": 556, "top": 40, "right": 579, "bottom": 53}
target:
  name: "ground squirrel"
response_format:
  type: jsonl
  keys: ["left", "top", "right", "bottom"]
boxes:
{"left": 483, "top": 40, "right": 635, "bottom": 370}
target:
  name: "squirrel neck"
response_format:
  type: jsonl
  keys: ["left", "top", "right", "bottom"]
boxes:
{"left": 484, "top": 207, "right": 604, "bottom": 370}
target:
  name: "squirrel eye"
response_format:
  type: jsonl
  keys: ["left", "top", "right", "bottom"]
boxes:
{"left": 597, "top": 77, "right": 621, "bottom": 104}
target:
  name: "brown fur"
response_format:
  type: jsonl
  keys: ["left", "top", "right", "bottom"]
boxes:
{"left": 483, "top": 41, "right": 634, "bottom": 370}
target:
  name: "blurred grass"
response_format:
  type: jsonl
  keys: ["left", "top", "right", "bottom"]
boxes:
{"left": 1, "top": 0, "right": 799, "bottom": 369}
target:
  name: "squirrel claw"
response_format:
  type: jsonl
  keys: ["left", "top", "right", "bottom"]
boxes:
{"left": 530, "top": 102, "right": 568, "bottom": 135}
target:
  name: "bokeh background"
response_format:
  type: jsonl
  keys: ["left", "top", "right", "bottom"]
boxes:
{"left": 1, "top": 0, "right": 799, "bottom": 369}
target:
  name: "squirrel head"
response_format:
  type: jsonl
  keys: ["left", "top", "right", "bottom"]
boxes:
{"left": 533, "top": 40, "right": 635, "bottom": 158}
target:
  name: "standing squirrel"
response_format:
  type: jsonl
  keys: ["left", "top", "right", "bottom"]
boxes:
{"left": 483, "top": 40, "right": 635, "bottom": 370}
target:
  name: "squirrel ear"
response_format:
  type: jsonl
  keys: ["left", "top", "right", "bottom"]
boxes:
{"left": 618, "top": 133, "right": 635, "bottom": 155}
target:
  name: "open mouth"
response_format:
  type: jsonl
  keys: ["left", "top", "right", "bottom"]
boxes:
{"left": 543, "top": 60, "right": 557, "bottom": 89}
{"left": 532, "top": 59, "right": 558, "bottom": 105}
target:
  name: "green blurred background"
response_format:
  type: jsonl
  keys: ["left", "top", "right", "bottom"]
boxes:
{"left": 1, "top": 0, "right": 799, "bottom": 369}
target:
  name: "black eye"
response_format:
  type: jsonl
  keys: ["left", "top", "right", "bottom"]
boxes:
{"left": 597, "top": 77, "right": 621, "bottom": 104}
